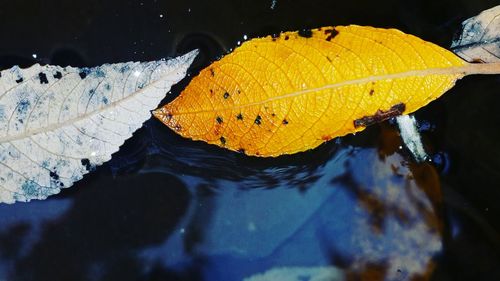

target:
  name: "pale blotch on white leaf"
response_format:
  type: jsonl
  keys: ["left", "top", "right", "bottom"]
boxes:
{"left": 0, "top": 50, "right": 199, "bottom": 203}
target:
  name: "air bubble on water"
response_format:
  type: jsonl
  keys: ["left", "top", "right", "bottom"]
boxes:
{"left": 270, "top": 0, "right": 277, "bottom": 10}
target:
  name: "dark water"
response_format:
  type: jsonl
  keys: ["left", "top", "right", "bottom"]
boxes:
{"left": 1, "top": 1, "right": 500, "bottom": 280}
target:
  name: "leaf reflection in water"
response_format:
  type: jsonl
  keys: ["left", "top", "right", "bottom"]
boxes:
{"left": 137, "top": 136, "right": 443, "bottom": 280}
{"left": 326, "top": 149, "right": 443, "bottom": 280}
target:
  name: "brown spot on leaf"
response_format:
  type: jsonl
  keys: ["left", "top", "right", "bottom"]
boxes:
{"left": 322, "top": 135, "right": 332, "bottom": 141}
{"left": 369, "top": 89, "right": 375, "bottom": 96}
{"left": 353, "top": 103, "right": 406, "bottom": 128}
{"left": 284, "top": 35, "right": 289, "bottom": 40}
{"left": 254, "top": 115, "right": 262, "bottom": 125}
{"left": 236, "top": 113, "right": 243, "bottom": 120}
{"left": 216, "top": 116, "right": 223, "bottom": 124}
{"left": 166, "top": 113, "right": 173, "bottom": 120}
{"left": 220, "top": 136, "right": 226, "bottom": 145}
{"left": 223, "top": 92, "right": 230, "bottom": 99}
{"left": 282, "top": 119, "right": 289, "bottom": 125}
{"left": 324, "top": 28, "right": 339, "bottom": 41}
{"left": 210, "top": 68, "right": 215, "bottom": 76}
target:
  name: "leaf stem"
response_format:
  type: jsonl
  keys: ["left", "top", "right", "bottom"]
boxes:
{"left": 465, "top": 62, "right": 500, "bottom": 75}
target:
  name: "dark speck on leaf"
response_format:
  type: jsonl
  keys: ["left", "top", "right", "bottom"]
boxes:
{"left": 15, "top": 77, "right": 23, "bottom": 83}
{"left": 38, "top": 72, "right": 48, "bottom": 84}
{"left": 79, "top": 70, "right": 88, "bottom": 79}
{"left": 220, "top": 136, "right": 226, "bottom": 145}
{"left": 282, "top": 119, "right": 289, "bottom": 125}
{"left": 81, "top": 158, "right": 93, "bottom": 171}
{"left": 254, "top": 115, "right": 262, "bottom": 125}
{"left": 298, "top": 28, "right": 313, "bottom": 38}
{"left": 236, "top": 113, "right": 243, "bottom": 120}
{"left": 49, "top": 171, "right": 60, "bottom": 181}
{"left": 284, "top": 35, "right": 289, "bottom": 40}
{"left": 223, "top": 92, "right": 230, "bottom": 99}
{"left": 216, "top": 116, "right": 223, "bottom": 124}
{"left": 53, "top": 71, "right": 62, "bottom": 79}
{"left": 210, "top": 68, "right": 215, "bottom": 76}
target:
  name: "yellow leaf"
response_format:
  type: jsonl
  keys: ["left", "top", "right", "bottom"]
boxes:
{"left": 154, "top": 25, "right": 500, "bottom": 157}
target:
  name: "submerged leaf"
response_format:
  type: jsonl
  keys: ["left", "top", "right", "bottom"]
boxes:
{"left": 0, "top": 50, "right": 198, "bottom": 203}
{"left": 396, "top": 115, "right": 427, "bottom": 162}
{"left": 155, "top": 25, "right": 500, "bottom": 157}
{"left": 451, "top": 5, "right": 500, "bottom": 63}
{"left": 244, "top": 266, "right": 344, "bottom": 281}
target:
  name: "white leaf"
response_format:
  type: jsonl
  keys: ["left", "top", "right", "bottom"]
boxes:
{"left": 451, "top": 5, "right": 500, "bottom": 62}
{"left": 0, "top": 50, "right": 198, "bottom": 203}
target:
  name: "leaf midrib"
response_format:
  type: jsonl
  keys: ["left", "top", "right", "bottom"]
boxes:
{"left": 168, "top": 64, "right": 482, "bottom": 116}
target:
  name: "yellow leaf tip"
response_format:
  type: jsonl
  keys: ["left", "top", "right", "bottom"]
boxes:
{"left": 152, "top": 107, "right": 172, "bottom": 122}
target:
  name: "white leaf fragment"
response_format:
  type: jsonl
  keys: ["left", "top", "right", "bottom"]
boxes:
{"left": 451, "top": 5, "right": 500, "bottom": 62}
{"left": 0, "top": 50, "right": 198, "bottom": 203}
{"left": 396, "top": 115, "right": 427, "bottom": 162}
